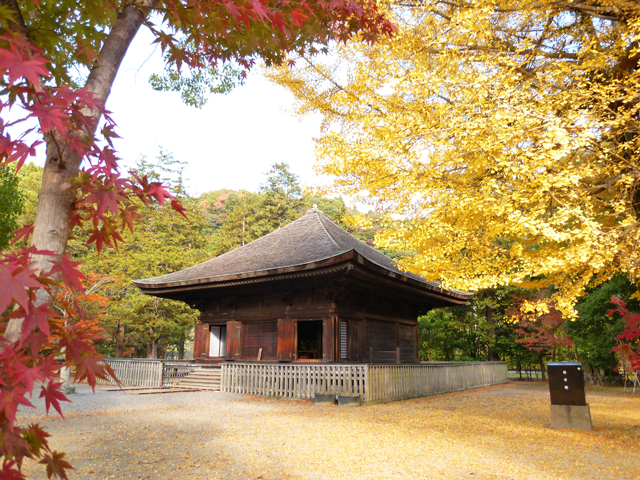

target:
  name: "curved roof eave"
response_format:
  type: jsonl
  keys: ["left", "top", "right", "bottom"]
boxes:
{"left": 135, "top": 248, "right": 473, "bottom": 304}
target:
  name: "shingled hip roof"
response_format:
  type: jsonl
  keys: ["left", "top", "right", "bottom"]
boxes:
{"left": 133, "top": 208, "right": 471, "bottom": 302}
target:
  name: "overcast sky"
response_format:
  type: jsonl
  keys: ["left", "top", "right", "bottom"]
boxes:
{"left": 108, "top": 27, "right": 326, "bottom": 198}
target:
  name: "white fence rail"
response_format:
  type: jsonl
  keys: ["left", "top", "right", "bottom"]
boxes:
{"left": 98, "top": 359, "right": 163, "bottom": 387}
{"left": 221, "top": 362, "right": 508, "bottom": 403}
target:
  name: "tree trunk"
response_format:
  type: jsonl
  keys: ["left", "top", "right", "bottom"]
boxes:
{"left": 486, "top": 303, "right": 499, "bottom": 361}
{"left": 146, "top": 325, "right": 159, "bottom": 359}
{"left": 486, "top": 294, "right": 500, "bottom": 362}
{"left": 115, "top": 320, "right": 125, "bottom": 357}
{"left": 538, "top": 353, "right": 546, "bottom": 381}
{"left": 178, "top": 340, "right": 185, "bottom": 360}
{"left": 3, "top": 0, "right": 157, "bottom": 344}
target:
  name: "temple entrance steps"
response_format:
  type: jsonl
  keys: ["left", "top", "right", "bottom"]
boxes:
{"left": 176, "top": 366, "right": 221, "bottom": 391}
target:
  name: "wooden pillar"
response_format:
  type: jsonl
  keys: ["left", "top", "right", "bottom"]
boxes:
{"left": 193, "top": 323, "right": 209, "bottom": 360}
{"left": 350, "top": 318, "right": 366, "bottom": 362}
{"left": 322, "top": 317, "right": 334, "bottom": 362}
{"left": 225, "top": 321, "right": 242, "bottom": 360}
{"left": 395, "top": 322, "right": 400, "bottom": 363}
{"left": 277, "top": 318, "right": 295, "bottom": 361}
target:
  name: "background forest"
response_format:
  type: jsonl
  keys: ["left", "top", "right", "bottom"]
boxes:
{"left": 1, "top": 149, "right": 637, "bottom": 383}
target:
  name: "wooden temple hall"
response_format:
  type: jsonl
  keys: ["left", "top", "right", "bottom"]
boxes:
{"left": 134, "top": 206, "right": 473, "bottom": 365}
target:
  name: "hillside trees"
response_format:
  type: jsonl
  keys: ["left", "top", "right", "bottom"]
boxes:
{"left": 255, "top": 162, "right": 304, "bottom": 233}
{"left": 68, "top": 151, "right": 210, "bottom": 358}
{"left": 268, "top": 0, "right": 640, "bottom": 315}
{"left": 210, "top": 190, "right": 265, "bottom": 254}
{"left": 209, "top": 163, "right": 353, "bottom": 254}
{"left": 77, "top": 197, "right": 210, "bottom": 358}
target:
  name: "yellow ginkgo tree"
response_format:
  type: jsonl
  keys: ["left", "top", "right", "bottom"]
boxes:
{"left": 268, "top": 0, "right": 640, "bottom": 315}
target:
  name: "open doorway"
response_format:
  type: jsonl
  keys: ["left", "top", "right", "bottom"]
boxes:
{"left": 209, "top": 325, "right": 226, "bottom": 358}
{"left": 296, "top": 320, "right": 323, "bottom": 360}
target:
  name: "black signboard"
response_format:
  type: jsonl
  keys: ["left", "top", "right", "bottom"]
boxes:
{"left": 547, "top": 362, "right": 586, "bottom": 406}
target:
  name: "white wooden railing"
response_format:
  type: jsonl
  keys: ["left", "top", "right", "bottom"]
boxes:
{"left": 221, "top": 362, "right": 508, "bottom": 404}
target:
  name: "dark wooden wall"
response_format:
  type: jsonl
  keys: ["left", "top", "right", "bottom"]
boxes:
{"left": 192, "top": 283, "right": 421, "bottom": 363}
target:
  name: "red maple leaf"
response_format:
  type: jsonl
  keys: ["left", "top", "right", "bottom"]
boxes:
{"left": 0, "top": 265, "right": 41, "bottom": 313}
{"left": 171, "top": 198, "right": 188, "bottom": 219}
{"left": 0, "top": 42, "right": 50, "bottom": 86}
{"left": 0, "top": 385, "right": 35, "bottom": 426}
{"left": 39, "top": 381, "right": 70, "bottom": 418}
{"left": 39, "top": 450, "right": 73, "bottom": 480}
{"left": 0, "top": 461, "right": 25, "bottom": 480}
{"left": 10, "top": 223, "right": 34, "bottom": 245}
{"left": 27, "top": 104, "right": 69, "bottom": 133}
{"left": 13, "top": 302, "right": 56, "bottom": 339}
{"left": 291, "top": 8, "right": 309, "bottom": 28}
{"left": 47, "top": 254, "right": 86, "bottom": 293}
{"left": 23, "top": 423, "right": 52, "bottom": 457}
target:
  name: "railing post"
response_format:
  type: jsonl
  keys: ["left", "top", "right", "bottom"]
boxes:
{"left": 396, "top": 347, "right": 400, "bottom": 364}
{"left": 370, "top": 347, "right": 374, "bottom": 363}
{"left": 364, "top": 364, "right": 369, "bottom": 403}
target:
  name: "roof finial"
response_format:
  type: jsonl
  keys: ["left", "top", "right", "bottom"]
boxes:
{"left": 307, "top": 204, "right": 322, "bottom": 213}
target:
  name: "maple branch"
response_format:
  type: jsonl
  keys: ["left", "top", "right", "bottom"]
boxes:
{"left": 84, "top": 0, "right": 159, "bottom": 123}
{"left": 0, "top": 0, "right": 30, "bottom": 38}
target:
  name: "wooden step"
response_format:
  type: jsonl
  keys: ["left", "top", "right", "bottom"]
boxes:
{"left": 180, "top": 378, "right": 220, "bottom": 385}
{"left": 177, "top": 383, "right": 219, "bottom": 390}
{"left": 182, "top": 376, "right": 220, "bottom": 382}
{"left": 176, "top": 368, "right": 222, "bottom": 391}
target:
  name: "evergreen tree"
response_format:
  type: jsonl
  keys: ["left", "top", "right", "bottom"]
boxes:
{"left": 0, "top": 165, "right": 23, "bottom": 251}
{"left": 255, "top": 162, "right": 304, "bottom": 235}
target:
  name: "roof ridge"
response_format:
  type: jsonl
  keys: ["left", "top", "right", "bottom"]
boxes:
{"left": 313, "top": 212, "right": 341, "bottom": 249}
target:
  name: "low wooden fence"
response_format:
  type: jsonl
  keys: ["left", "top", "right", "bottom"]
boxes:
{"left": 366, "top": 362, "right": 508, "bottom": 403}
{"left": 98, "top": 359, "right": 164, "bottom": 387}
{"left": 221, "top": 362, "right": 508, "bottom": 403}
{"left": 221, "top": 364, "right": 366, "bottom": 398}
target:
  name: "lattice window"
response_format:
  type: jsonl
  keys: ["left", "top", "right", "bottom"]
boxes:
{"left": 241, "top": 321, "right": 277, "bottom": 359}
{"left": 340, "top": 319, "right": 350, "bottom": 361}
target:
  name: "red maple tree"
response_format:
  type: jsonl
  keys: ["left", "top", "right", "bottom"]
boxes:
{"left": 610, "top": 297, "right": 640, "bottom": 372}
{"left": 0, "top": 1, "right": 394, "bottom": 478}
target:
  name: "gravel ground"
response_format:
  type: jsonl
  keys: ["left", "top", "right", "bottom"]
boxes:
{"left": 18, "top": 385, "right": 243, "bottom": 418}
{"left": 16, "top": 382, "right": 640, "bottom": 480}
